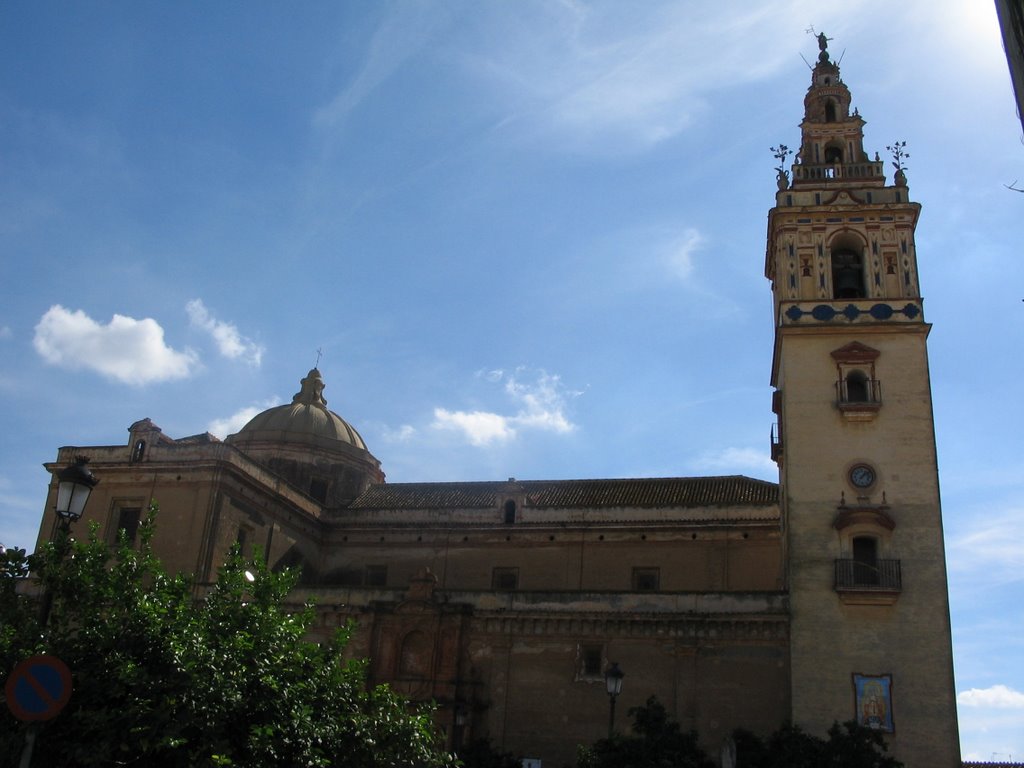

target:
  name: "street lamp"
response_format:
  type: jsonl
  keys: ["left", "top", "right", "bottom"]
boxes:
{"left": 38, "top": 457, "right": 98, "bottom": 626}
{"left": 54, "top": 456, "right": 99, "bottom": 531}
{"left": 604, "top": 661, "right": 624, "bottom": 737}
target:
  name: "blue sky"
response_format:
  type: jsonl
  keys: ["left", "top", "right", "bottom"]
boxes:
{"left": 1, "top": 0, "right": 1021, "bottom": 759}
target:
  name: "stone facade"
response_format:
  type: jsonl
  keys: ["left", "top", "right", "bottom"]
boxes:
{"left": 35, "top": 39, "right": 959, "bottom": 768}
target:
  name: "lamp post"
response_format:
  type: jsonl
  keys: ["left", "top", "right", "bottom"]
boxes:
{"left": 38, "top": 457, "right": 98, "bottom": 626}
{"left": 54, "top": 457, "right": 99, "bottom": 532}
{"left": 604, "top": 661, "right": 624, "bottom": 738}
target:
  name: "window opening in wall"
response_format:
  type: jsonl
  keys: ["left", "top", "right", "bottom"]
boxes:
{"left": 492, "top": 567, "right": 519, "bottom": 591}
{"left": 115, "top": 507, "right": 142, "bottom": 544}
{"left": 581, "top": 644, "right": 603, "bottom": 677}
{"left": 503, "top": 499, "right": 516, "bottom": 524}
{"left": 130, "top": 439, "right": 146, "bottom": 463}
{"left": 825, "top": 145, "right": 843, "bottom": 164}
{"left": 631, "top": 567, "right": 660, "bottom": 592}
{"left": 832, "top": 249, "right": 865, "bottom": 299}
{"left": 825, "top": 100, "right": 837, "bottom": 122}
{"left": 845, "top": 370, "right": 870, "bottom": 403}
{"left": 852, "top": 536, "right": 879, "bottom": 585}
{"left": 365, "top": 564, "right": 387, "bottom": 587}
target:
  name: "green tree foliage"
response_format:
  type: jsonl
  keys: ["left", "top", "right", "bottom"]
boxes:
{"left": 0, "top": 509, "right": 455, "bottom": 768}
{"left": 732, "top": 720, "right": 903, "bottom": 768}
{"left": 576, "top": 696, "right": 714, "bottom": 768}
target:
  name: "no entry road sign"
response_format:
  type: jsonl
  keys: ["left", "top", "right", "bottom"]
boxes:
{"left": 4, "top": 655, "right": 72, "bottom": 722}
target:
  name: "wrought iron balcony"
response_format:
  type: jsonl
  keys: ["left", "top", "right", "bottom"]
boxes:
{"left": 836, "top": 378, "right": 882, "bottom": 410}
{"left": 834, "top": 559, "right": 901, "bottom": 592}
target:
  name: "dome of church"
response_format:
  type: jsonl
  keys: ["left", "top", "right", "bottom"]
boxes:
{"left": 229, "top": 368, "right": 368, "bottom": 450}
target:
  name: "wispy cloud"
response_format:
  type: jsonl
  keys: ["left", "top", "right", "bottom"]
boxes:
{"left": 33, "top": 305, "right": 197, "bottom": 385}
{"left": 207, "top": 399, "right": 282, "bottom": 439}
{"left": 186, "top": 299, "right": 263, "bottom": 366}
{"left": 432, "top": 368, "right": 580, "bottom": 446}
{"left": 694, "top": 446, "right": 776, "bottom": 478}
{"left": 464, "top": 1, "right": 820, "bottom": 151}
{"left": 664, "top": 228, "right": 704, "bottom": 280}
{"left": 948, "top": 508, "right": 1024, "bottom": 585}
{"left": 314, "top": 5, "right": 451, "bottom": 129}
{"left": 381, "top": 424, "right": 417, "bottom": 443}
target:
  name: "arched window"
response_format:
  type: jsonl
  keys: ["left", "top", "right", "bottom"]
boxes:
{"left": 852, "top": 536, "right": 879, "bottom": 585}
{"left": 831, "top": 249, "right": 865, "bottom": 299}
{"left": 503, "top": 499, "right": 516, "bottom": 524}
{"left": 130, "top": 439, "right": 146, "bottom": 463}
{"left": 825, "top": 100, "right": 837, "bottom": 122}
{"left": 824, "top": 145, "right": 843, "bottom": 164}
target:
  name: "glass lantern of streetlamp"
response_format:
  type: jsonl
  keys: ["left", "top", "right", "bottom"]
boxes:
{"left": 55, "top": 457, "right": 99, "bottom": 522}
{"left": 605, "top": 662, "right": 624, "bottom": 697}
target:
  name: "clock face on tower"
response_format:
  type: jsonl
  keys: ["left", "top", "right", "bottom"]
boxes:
{"left": 849, "top": 464, "right": 876, "bottom": 489}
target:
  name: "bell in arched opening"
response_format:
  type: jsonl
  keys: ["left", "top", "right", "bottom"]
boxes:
{"left": 831, "top": 249, "right": 865, "bottom": 299}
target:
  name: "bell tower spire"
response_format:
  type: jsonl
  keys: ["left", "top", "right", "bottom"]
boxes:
{"left": 767, "top": 36, "right": 960, "bottom": 767}
{"left": 791, "top": 34, "right": 883, "bottom": 189}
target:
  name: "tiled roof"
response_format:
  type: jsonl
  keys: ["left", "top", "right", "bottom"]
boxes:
{"left": 174, "top": 432, "right": 222, "bottom": 445}
{"left": 349, "top": 475, "right": 778, "bottom": 511}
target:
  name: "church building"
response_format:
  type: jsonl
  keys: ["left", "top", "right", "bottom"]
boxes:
{"left": 35, "top": 39, "right": 960, "bottom": 767}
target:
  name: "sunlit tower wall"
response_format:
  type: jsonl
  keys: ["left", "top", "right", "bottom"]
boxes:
{"left": 765, "top": 38, "right": 960, "bottom": 766}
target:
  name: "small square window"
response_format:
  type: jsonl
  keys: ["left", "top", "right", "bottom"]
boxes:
{"left": 632, "top": 567, "right": 660, "bottom": 592}
{"left": 492, "top": 567, "right": 519, "bottom": 591}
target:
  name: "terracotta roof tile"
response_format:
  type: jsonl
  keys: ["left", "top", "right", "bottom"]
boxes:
{"left": 349, "top": 475, "right": 777, "bottom": 511}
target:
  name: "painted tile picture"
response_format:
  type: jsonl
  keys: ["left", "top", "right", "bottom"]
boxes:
{"left": 853, "top": 674, "right": 894, "bottom": 733}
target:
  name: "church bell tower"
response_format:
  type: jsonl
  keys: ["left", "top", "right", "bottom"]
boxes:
{"left": 767, "top": 35, "right": 960, "bottom": 765}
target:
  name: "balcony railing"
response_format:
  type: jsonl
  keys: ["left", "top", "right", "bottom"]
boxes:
{"left": 836, "top": 379, "right": 882, "bottom": 409}
{"left": 834, "top": 559, "right": 902, "bottom": 592}
{"left": 792, "top": 161, "right": 885, "bottom": 183}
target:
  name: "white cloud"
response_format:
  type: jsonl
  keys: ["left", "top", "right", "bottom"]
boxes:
{"left": 185, "top": 299, "right": 263, "bottom": 366}
{"left": 504, "top": 370, "right": 577, "bottom": 434}
{"left": 432, "top": 368, "right": 580, "bottom": 447}
{"left": 959, "top": 685, "right": 1024, "bottom": 709}
{"left": 33, "top": 305, "right": 197, "bottom": 385}
{"left": 207, "top": 399, "right": 282, "bottom": 439}
{"left": 433, "top": 408, "right": 515, "bottom": 446}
